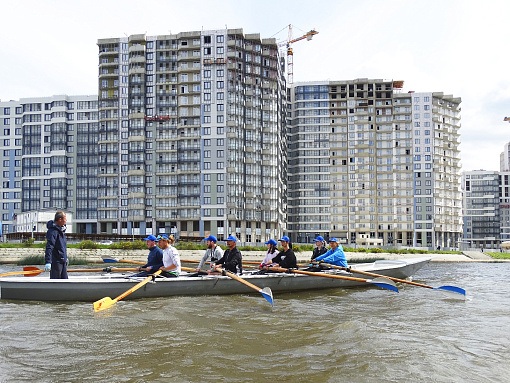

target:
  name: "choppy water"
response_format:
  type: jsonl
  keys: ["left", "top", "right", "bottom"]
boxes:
{"left": 0, "top": 262, "right": 509, "bottom": 383}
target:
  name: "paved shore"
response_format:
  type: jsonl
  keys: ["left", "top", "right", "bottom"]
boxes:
{"left": 0, "top": 248, "right": 504, "bottom": 264}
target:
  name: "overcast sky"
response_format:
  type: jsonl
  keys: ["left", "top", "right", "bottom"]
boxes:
{"left": 1, "top": 0, "right": 509, "bottom": 172}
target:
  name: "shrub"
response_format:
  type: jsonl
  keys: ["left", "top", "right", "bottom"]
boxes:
{"left": 23, "top": 238, "right": 35, "bottom": 247}
{"left": 18, "top": 255, "right": 45, "bottom": 265}
{"left": 78, "top": 240, "right": 99, "bottom": 250}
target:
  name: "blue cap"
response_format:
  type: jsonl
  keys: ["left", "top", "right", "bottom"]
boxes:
{"left": 329, "top": 237, "right": 339, "bottom": 243}
{"left": 313, "top": 236, "right": 325, "bottom": 242}
{"left": 264, "top": 239, "right": 277, "bottom": 246}
{"left": 143, "top": 235, "right": 158, "bottom": 241}
{"left": 279, "top": 236, "right": 290, "bottom": 243}
{"left": 204, "top": 235, "right": 217, "bottom": 243}
{"left": 157, "top": 234, "right": 169, "bottom": 241}
{"left": 226, "top": 235, "right": 237, "bottom": 242}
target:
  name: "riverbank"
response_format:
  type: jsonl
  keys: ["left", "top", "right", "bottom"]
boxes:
{"left": 0, "top": 247, "right": 502, "bottom": 264}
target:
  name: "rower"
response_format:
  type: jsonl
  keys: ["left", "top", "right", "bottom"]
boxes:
{"left": 311, "top": 238, "right": 348, "bottom": 270}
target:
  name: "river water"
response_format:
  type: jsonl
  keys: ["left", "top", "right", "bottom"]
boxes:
{"left": 0, "top": 262, "right": 509, "bottom": 383}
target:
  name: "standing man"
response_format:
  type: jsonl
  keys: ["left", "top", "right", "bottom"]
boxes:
{"left": 196, "top": 235, "right": 224, "bottom": 273}
{"left": 211, "top": 235, "right": 242, "bottom": 274}
{"left": 44, "top": 211, "right": 68, "bottom": 279}
{"left": 314, "top": 238, "right": 348, "bottom": 268}
{"left": 131, "top": 235, "right": 164, "bottom": 277}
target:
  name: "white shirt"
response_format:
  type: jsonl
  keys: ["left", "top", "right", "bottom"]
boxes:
{"left": 197, "top": 245, "right": 224, "bottom": 270}
{"left": 261, "top": 249, "right": 279, "bottom": 265}
{"left": 162, "top": 245, "right": 181, "bottom": 275}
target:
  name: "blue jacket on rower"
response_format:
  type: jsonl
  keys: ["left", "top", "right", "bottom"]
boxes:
{"left": 314, "top": 238, "right": 348, "bottom": 267}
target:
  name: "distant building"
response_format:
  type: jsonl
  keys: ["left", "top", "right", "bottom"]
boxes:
{"left": 0, "top": 95, "right": 98, "bottom": 236}
{"left": 287, "top": 80, "right": 462, "bottom": 249}
{"left": 461, "top": 170, "right": 500, "bottom": 249}
{"left": 14, "top": 210, "right": 73, "bottom": 235}
{"left": 97, "top": 29, "right": 287, "bottom": 242}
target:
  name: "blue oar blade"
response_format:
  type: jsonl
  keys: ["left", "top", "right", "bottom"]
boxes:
{"left": 260, "top": 287, "right": 274, "bottom": 307}
{"left": 370, "top": 277, "right": 399, "bottom": 293}
{"left": 435, "top": 285, "right": 466, "bottom": 296}
{"left": 101, "top": 255, "right": 119, "bottom": 263}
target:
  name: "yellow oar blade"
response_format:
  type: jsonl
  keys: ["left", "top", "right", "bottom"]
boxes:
{"left": 93, "top": 297, "right": 115, "bottom": 312}
{"left": 93, "top": 270, "right": 162, "bottom": 313}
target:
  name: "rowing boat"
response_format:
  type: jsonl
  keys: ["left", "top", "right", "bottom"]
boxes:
{"left": 0, "top": 257, "right": 430, "bottom": 302}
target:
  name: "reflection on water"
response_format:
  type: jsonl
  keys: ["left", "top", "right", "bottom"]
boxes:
{"left": 1, "top": 263, "right": 510, "bottom": 382}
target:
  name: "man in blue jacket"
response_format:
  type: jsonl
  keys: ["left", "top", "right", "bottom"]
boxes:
{"left": 44, "top": 211, "right": 68, "bottom": 279}
{"left": 131, "top": 235, "right": 164, "bottom": 277}
{"left": 314, "top": 238, "right": 348, "bottom": 268}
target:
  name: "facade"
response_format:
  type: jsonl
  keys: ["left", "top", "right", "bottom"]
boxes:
{"left": 0, "top": 95, "right": 98, "bottom": 237}
{"left": 288, "top": 80, "right": 462, "bottom": 248}
{"left": 461, "top": 170, "right": 500, "bottom": 249}
{"left": 499, "top": 171, "right": 510, "bottom": 243}
{"left": 97, "top": 29, "right": 287, "bottom": 242}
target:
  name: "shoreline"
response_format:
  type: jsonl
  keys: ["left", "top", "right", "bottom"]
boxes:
{"left": 0, "top": 248, "right": 506, "bottom": 264}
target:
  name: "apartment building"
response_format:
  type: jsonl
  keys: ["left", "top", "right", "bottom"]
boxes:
{"left": 461, "top": 170, "right": 500, "bottom": 249}
{"left": 97, "top": 29, "right": 287, "bottom": 242}
{"left": 288, "top": 79, "right": 462, "bottom": 249}
{"left": 0, "top": 95, "right": 98, "bottom": 236}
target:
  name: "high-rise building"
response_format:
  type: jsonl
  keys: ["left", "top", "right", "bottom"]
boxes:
{"left": 0, "top": 95, "right": 98, "bottom": 236}
{"left": 461, "top": 170, "right": 500, "bottom": 249}
{"left": 97, "top": 29, "right": 287, "bottom": 242}
{"left": 288, "top": 79, "right": 462, "bottom": 249}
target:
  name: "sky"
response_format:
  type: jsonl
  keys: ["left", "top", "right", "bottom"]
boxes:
{"left": 1, "top": 0, "right": 509, "bottom": 172}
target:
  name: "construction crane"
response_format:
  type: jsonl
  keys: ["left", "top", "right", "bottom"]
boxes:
{"left": 278, "top": 25, "right": 318, "bottom": 85}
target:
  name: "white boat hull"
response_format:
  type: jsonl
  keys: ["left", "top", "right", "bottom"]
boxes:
{"left": 0, "top": 257, "right": 430, "bottom": 302}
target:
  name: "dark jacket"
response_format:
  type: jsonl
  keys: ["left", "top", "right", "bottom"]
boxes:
{"left": 273, "top": 248, "right": 297, "bottom": 269}
{"left": 143, "top": 246, "right": 164, "bottom": 271}
{"left": 216, "top": 246, "right": 242, "bottom": 274}
{"left": 45, "top": 220, "right": 67, "bottom": 265}
{"left": 311, "top": 246, "right": 328, "bottom": 261}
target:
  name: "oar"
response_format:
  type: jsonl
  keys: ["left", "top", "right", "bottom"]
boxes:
{"left": 318, "top": 262, "right": 466, "bottom": 297}
{"left": 101, "top": 256, "right": 146, "bottom": 266}
{"left": 214, "top": 266, "right": 274, "bottom": 306}
{"left": 0, "top": 268, "right": 45, "bottom": 277}
{"left": 93, "top": 270, "right": 162, "bottom": 312}
{"left": 267, "top": 266, "right": 398, "bottom": 293}
{"left": 21, "top": 266, "right": 140, "bottom": 276}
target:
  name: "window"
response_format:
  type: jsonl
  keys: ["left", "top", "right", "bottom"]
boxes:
{"left": 216, "top": 35, "right": 224, "bottom": 43}
{"left": 217, "top": 150, "right": 224, "bottom": 158}
{"left": 204, "top": 139, "right": 211, "bottom": 146}
{"left": 216, "top": 162, "right": 224, "bottom": 169}
{"left": 204, "top": 150, "right": 211, "bottom": 158}
{"left": 217, "top": 185, "right": 224, "bottom": 193}
{"left": 217, "top": 127, "right": 224, "bottom": 134}
{"left": 204, "top": 162, "right": 211, "bottom": 170}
